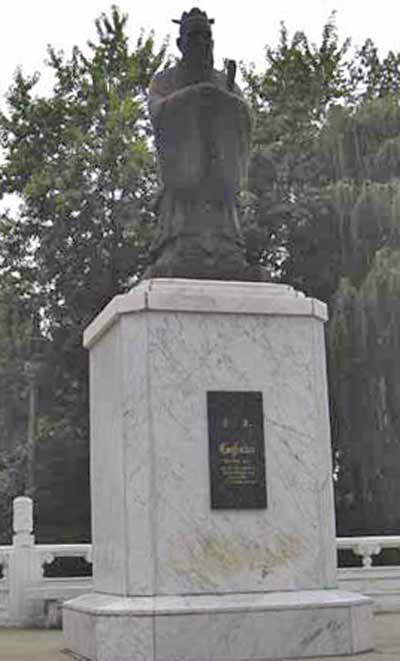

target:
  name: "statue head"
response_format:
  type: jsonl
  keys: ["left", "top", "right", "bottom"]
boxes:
{"left": 173, "top": 8, "right": 214, "bottom": 69}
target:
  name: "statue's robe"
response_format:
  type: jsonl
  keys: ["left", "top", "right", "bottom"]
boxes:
{"left": 146, "top": 64, "right": 253, "bottom": 280}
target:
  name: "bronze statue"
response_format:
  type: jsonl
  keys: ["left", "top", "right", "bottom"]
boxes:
{"left": 145, "top": 8, "right": 262, "bottom": 280}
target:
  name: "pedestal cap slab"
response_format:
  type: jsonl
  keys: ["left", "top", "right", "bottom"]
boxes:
{"left": 83, "top": 278, "right": 327, "bottom": 350}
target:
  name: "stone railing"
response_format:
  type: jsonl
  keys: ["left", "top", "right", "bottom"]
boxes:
{"left": 2, "top": 497, "right": 400, "bottom": 626}
{"left": 337, "top": 535, "right": 400, "bottom": 612}
{"left": 0, "top": 497, "right": 92, "bottom": 627}
{"left": 337, "top": 535, "right": 400, "bottom": 568}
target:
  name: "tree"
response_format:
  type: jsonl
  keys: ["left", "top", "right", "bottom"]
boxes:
{"left": 0, "top": 271, "right": 34, "bottom": 541}
{"left": 0, "top": 6, "right": 166, "bottom": 540}
{"left": 241, "top": 15, "right": 352, "bottom": 280}
{"left": 243, "top": 21, "right": 400, "bottom": 534}
{"left": 324, "top": 98, "right": 400, "bottom": 533}
{"left": 3, "top": 9, "right": 400, "bottom": 539}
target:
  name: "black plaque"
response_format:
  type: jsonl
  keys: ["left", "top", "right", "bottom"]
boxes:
{"left": 207, "top": 391, "right": 267, "bottom": 509}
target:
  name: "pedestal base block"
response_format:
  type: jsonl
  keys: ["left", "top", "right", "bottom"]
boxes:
{"left": 68, "top": 280, "right": 374, "bottom": 659}
{"left": 64, "top": 590, "right": 373, "bottom": 661}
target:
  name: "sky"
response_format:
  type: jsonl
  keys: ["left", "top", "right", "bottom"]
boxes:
{"left": 1, "top": 0, "right": 400, "bottom": 106}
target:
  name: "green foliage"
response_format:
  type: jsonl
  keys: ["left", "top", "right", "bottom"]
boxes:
{"left": 314, "top": 98, "right": 400, "bottom": 532}
{"left": 243, "top": 19, "right": 400, "bottom": 533}
{"left": 319, "top": 95, "right": 400, "bottom": 181}
{"left": 0, "top": 6, "right": 166, "bottom": 540}
{"left": 241, "top": 16, "right": 353, "bottom": 280}
{"left": 3, "top": 9, "right": 400, "bottom": 538}
{"left": 329, "top": 250, "right": 400, "bottom": 532}
{"left": 0, "top": 276, "right": 32, "bottom": 452}
{"left": 350, "top": 39, "right": 400, "bottom": 100}
{"left": 0, "top": 444, "right": 26, "bottom": 543}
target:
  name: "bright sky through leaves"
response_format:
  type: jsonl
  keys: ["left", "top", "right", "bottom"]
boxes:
{"left": 1, "top": 0, "right": 399, "bottom": 105}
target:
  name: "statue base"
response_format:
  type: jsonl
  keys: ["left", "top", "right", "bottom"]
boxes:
{"left": 144, "top": 234, "right": 267, "bottom": 281}
{"left": 63, "top": 278, "right": 373, "bottom": 660}
{"left": 144, "top": 188, "right": 265, "bottom": 281}
{"left": 64, "top": 590, "right": 372, "bottom": 661}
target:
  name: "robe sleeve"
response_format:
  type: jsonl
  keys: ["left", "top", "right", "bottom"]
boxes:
{"left": 149, "top": 71, "right": 251, "bottom": 195}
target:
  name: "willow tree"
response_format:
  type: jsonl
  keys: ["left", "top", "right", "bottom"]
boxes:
{"left": 321, "top": 96, "right": 400, "bottom": 531}
{"left": 329, "top": 249, "right": 400, "bottom": 532}
{"left": 290, "top": 94, "right": 400, "bottom": 533}
{"left": 244, "top": 22, "right": 400, "bottom": 533}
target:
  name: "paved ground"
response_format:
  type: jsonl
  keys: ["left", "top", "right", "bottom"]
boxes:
{"left": 0, "top": 628, "right": 69, "bottom": 660}
{"left": 0, "top": 613, "right": 400, "bottom": 660}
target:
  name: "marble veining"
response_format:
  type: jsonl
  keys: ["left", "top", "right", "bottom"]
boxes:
{"left": 96, "top": 616, "right": 153, "bottom": 661}
{"left": 63, "top": 591, "right": 373, "bottom": 660}
{"left": 83, "top": 278, "right": 327, "bottom": 349}
{"left": 87, "top": 291, "right": 337, "bottom": 596}
{"left": 155, "top": 607, "right": 351, "bottom": 660}
{"left": 64, "top": 280, "right": 373, "bottom": 660}
{"left": 146, "top": 311, "right": 333, "bottom": 594}
{"left": 90, "top": 326, "right": 126, "bottom": 595}
{"left": 64, "top": 590, "right": 372, "bottom": 616}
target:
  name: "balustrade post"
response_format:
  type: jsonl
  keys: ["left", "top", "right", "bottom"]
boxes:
{"left": 355, "top": 542, "right": 382, "bottom": 569}
{"left": 8, "top": 496, "right": 42, "bottom": 625}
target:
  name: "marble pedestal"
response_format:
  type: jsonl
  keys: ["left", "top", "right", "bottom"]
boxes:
{"left": 63, "top": 278, "right": 373, "bottom": 660}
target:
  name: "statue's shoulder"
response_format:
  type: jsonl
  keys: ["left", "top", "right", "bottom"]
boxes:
{"left": 150, "top": 65, "right": 180, "bottom": 96}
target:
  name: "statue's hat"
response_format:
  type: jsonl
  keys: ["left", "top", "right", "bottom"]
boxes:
{"left": 172, "top": 8, "right": 214, "bottom": 35}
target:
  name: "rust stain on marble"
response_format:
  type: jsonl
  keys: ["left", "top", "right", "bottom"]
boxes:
{"left": 169, "top": 533, "right": 302, "bottom": 579}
